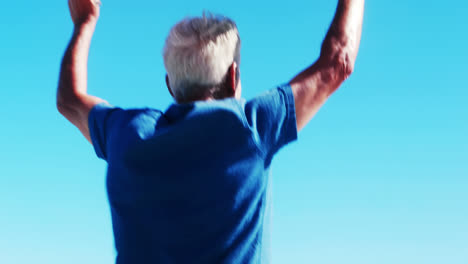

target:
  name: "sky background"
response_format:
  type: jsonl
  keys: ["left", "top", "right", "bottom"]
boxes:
{"left": 1, "top": 0, "right": 467, "bottom": 263}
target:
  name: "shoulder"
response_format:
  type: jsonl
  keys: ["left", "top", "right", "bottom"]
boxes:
{"left": 191, "top": 85, "right": 294, "bottom": 127}
{"left": 89, "top": 103, "right": 164, "bottom": 141}
{"left": 244, "top": 84, "right": 296, "bottom": 124}
{"left": 246, "top": 84, "right": 293, "bottom": 105}
{"left": 242, "top": 84, "right": 298, "bottom": 155}
{"left": 90, "top": 103, "right": 163, "bottom": 122}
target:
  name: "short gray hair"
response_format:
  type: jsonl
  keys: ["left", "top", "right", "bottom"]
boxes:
{"left": 163, "top": 13, "right": 241, "bottom": 102}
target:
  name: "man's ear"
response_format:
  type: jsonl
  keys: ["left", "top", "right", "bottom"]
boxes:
{"left": 227, "top": 62, "right": 238, "bottom": 96}
{"left": 166, "top": 74, "right": 175, "bottom": 98}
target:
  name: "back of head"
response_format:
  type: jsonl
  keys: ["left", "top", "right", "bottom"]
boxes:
{"left": 163, "top": 13, "right": 241, "bottom": 103}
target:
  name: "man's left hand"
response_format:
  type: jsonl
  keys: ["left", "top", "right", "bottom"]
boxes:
{"left": 68, "top": 0, "right": 101, "bottom": 26}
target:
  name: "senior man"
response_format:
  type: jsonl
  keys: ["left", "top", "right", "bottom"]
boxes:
{"left": 57, "top": 0, "right": 364, "bottom": 263}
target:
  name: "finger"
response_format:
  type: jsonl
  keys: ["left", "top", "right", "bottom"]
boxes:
{"left": 68, "top": 0, "right": 76, "bottom": 22}
{"left": 91, "top": 0, "right": 102, "bottom": 6}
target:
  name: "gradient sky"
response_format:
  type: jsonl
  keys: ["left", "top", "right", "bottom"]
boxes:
{"left": 1, "top": 0, "right": 467, "bottom": 263}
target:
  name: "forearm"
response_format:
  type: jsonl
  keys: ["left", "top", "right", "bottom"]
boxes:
{"left": 57, "top": 22, "right": 104, "bottom": 143}
{"left": 320, "top": 0, "right": 365, "bottom": 77}
{"left": 57, "top": 23, "right": 96, "bottom": 106}
{"left": 57, "top": 0, "right": 104, "bottom": 143}
{"left": 290, "top": 0, "right": 365, "bottom": 131}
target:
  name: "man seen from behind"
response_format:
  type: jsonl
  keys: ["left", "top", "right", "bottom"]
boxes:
{"left": 57, "top": 0, "right": 365, "bottom": 263}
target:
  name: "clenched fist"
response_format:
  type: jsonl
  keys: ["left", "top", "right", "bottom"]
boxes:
{"left": 68, "top": 0, "right": 101, "bottom": 25}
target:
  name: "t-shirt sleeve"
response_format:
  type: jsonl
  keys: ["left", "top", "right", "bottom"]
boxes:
{"left": 88, "top": 103, "right": 125, "bottom": 161}
{"left": 244, "top": 83, "right": 298, "bottom": 156}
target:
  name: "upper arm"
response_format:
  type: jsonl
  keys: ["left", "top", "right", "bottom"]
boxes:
{"left": 290, "top": 56, "right": 351, "bottom": 132}
{"left": 57, "top": 93, "right": 106, "bottom": 143}
{"left": 245, "top": 85, "right": 298, "bottom": 156}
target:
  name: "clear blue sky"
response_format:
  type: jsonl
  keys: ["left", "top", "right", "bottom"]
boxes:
{"left": 1, "top": 0, "right": 467, "bottom": 263}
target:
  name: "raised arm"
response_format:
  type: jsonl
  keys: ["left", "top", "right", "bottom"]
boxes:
{"left": 57, "top": 0, "right": 106, "bottom": 143}
{"left": 290, "top": 0, "right": 365, "bottom": 131}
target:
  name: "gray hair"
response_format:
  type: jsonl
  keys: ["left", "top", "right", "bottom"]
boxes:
{"left": 163, "top": 13, "right": 241, "bottom": 102}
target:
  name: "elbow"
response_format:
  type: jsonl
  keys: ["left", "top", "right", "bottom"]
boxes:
{"left": 336, "top": 51, "right": 355, "bottom": 80}
{"left": 56, "top": 96, "right": 70, "bottom": 118}
{"left": 56, "top": 99, "right": 67, "bottom": 116}
{"left": 56, "top": 91, "right": 78, "bottom": 117}
{"left": 320, "top": 49, "right": 356, "bottom": 83}
{"left": 56, "top": 89, "right": 67, "bottom": 115}
{"left": 320, "top": 37, "right": 357, "bottom": 82}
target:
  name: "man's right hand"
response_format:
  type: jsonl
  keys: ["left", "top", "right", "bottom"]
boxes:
{"left": 68, "top": 0, "right": 101, "bottom": 26}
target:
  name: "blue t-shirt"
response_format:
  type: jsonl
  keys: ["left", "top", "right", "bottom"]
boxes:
{"left": 88, "top": 84, "right": 297, "bottom": 264}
